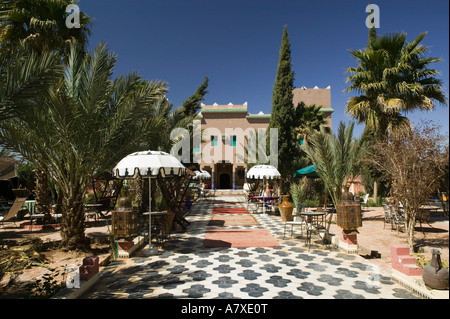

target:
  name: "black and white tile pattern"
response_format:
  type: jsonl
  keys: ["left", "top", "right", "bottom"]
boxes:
{"left": 83, "top": 196, "right": 420, "bottom": 299}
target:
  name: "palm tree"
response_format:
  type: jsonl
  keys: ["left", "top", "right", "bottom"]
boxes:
{"left": 147, "top": 76, "right": 209, "bottom": 154}
{"left": 345, "top": 30, "right": 447, "bottom": 200}
{"left": 294, "top": 102, "right": 328, "bottom": 142}
{"left": 0, "top": 0, "right": 91, "bottom": 56}
{"left": 1, "top": 0, "right": 92, "bottom": 219}
{"left": 0, "top": 47, "right": 63, "bottom": 121}
{"left": 345, "top": 31, "right": 447, "bottom": 136}
{"left": 0, "top": 43, "right": 167, "bottom": 250}
{"left": 302, "top": 121, "right": 366, "bottom": 207}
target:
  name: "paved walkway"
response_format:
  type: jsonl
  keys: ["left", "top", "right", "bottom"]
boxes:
{"left": 82, "top": 195, "right": 420, "bottom": 299}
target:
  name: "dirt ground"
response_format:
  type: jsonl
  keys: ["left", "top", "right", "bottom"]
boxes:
{"left": 0, "top": 220, "right": 112, "bottom": 298}
{"left": 0, "top": 204, "right": 448, "bottom": 298}
{"left": 328, "top": 206, "right": 449, "bottom": 273}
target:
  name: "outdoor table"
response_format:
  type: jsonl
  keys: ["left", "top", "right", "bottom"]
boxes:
{"left": 299, "top": 211, "right": 326, "bottom": 250}
{"left": 417, "top": 206, "right": 439, "bottom": 227}
{"left": 84, "top": 203, "right": 103, "bottom": 222}
{"left": 250, "top": 196, "right": 280, "bottom": 214}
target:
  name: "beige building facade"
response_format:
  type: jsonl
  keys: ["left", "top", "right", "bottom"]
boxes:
{"left": 196, "top": 87, "right": 334, "bottom": 189}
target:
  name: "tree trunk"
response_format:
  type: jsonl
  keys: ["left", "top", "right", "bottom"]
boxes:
{"left": 35, "top": 168, "right": 51, "bottom": 222}
{"left": 404, "top": 207, "right": 416, "bottom": 252}
{"left": 373, "top": 176, "right": 378, "bottom": 203}
{"left": 60, "top": 184, "right": 90, "bottom": 251}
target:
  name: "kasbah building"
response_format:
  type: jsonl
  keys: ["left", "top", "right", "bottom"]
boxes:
{"left": 195, "top": 86, "right": 336, "bottom": 190}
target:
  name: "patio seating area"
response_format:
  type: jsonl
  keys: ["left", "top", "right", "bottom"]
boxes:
{"left": 78, "top": 194, "right": 449, "bottom": 299}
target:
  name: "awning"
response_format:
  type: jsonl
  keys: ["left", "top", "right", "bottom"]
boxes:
{"left": 294, "top": 165, "right": 319, "bottom": 178}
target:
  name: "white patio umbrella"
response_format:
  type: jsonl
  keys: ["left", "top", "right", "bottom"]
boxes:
{"left": 246, "top": 165, "right": 281, "bottom": 214}
{"left": 192, "top": 170, "right": 211, "bottom": 180}
{"left": 113, "top": 150, "right": 186, "bottom": 254}
{"left": 246, "top": 165, "right": 281, "bottom": 180}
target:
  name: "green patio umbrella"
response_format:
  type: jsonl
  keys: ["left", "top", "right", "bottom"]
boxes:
{"left": 294, "top": 165, "right": 320, "bottom": 178}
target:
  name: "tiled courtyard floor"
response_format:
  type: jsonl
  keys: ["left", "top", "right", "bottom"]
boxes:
{"left": 81, "top": 195, "right": 420, "bottom": 299}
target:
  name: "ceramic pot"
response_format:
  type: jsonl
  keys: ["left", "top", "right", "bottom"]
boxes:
{"left": 265, "top": 184, "right": 271, "bottom": 196}
{"left": 422, "top": 249, "right": 449, "bottom": 290}
{"left": 279, "top": 195, "right": 294, "bottom": 222}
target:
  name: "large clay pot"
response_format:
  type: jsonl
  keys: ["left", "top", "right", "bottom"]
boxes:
{"left": 279, "top": 195, "right": 294, "bottom": 222}
{"left": 422, "top": 249, "right": 449, "bottom": 290}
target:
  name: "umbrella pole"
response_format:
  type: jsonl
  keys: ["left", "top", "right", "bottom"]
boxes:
{"left": 145, "top": 176, "right": 157, "bottom": 255}
{"left": 263, "top": 177, "right": 266, "bottom": 215}
{"left": 148, "top": 176, "right": 152, "bottom": 249}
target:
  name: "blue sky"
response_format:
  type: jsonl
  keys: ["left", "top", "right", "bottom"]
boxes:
{"left": 80, "top": 0, "right": 449, "bottom": 138}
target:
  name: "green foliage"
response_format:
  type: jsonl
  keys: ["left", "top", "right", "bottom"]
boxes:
{"left": 290, "top": 178, "right": 322, "bottom": 208}
{"left": 0, "top": 0, "right": 92, "bottom": 56}
{"left": 24, "top": 267, "right": 65, "bottom": 298}
{"left": 416, "top": 254, "right": 449, "bottom": 271}
{"left": 15, "top": 162, "right": 35, "bottom": 190}
{"left": 289, "top": 182, "right": 305, "bottom": 207}
{"left": 0, "top": 238, "right": 48, "bottom": 283}
{"left": 0, "top": 42, "right": 168, "bottom": 250}
{"left": 181, "top": 76, "right": 209, "bottom": 117}
{"left": 366, "top": 197, "right": 385, "bottom": 207}
{"left": 303, "top": 121, "right": 367, "bottom": 207}
{"left": 268, "top": 25, "right": 302, "bottom": 189}
{"left": 345, "top": 30, "right": 447, "bottom": 136}
{"left": 294, "top": 102, "right": 328, "bottom": 137}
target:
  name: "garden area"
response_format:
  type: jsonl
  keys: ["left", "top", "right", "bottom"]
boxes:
{"left": 0, "top": 1, "right": 449, "bottom": 299}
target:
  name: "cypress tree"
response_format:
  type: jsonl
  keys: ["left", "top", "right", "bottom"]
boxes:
{"left": 268, "top": 25, "right": 299, "bottom": 192}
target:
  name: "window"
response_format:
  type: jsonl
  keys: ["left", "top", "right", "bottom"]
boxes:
{"left": 231, "top": 135, "right": 236, "bottom": 147}
{"left": 211, "top": 135, "right": 218, "bottom": 146}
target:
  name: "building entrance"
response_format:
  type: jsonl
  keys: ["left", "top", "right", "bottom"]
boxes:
{"left": 219, "top": 173, "right": 231, "bottom": 189}
{"left": 215, "top": 163, "right": 233, "bottom": 189}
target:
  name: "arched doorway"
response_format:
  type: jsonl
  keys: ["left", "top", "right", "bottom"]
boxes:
{"left": 219, "top": 173, "right": 231, "bottom": 189}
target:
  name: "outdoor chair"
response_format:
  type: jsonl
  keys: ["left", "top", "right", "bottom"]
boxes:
{"left": 283, "top": 203, "right": 307, "bottom": 239}
{"left": 360, "top": 194, "right": 369, "bottom": 206}
{"left": 382, "top": 203, "right": 393, "bottom": 230}
{"left": 0, "top": 197, "right": 27, "bottom": 226}
{"left": 266, "top": 196, "right": 281, "bottom": 215}
{"left": 246, "top": 191, "right": 259, "bottom": 213}
{"left": 442, "top": 200, "right": 448, "bottom": 218}
{"left": 172, "top": 196, "right": 191, "bottom": 231}
{"left": 389, "top": 204, "right": 405, "bottom": 233}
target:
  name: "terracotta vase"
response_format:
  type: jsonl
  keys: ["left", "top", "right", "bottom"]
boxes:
{"left": 279, "top": 195, "right": 294, "bottom": 222}
{"left": 265, "top": 184, "right": 271, "bottom": 196}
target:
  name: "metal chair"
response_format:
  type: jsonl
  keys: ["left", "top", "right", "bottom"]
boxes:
{"left": 382, "top": 203, "right": 393, "bottom": 230}
{"left": 283, "top": 203, "right": 307, "bottom": 239}
{"left": 389, "top": 204, "right": 405, "bottom": 233}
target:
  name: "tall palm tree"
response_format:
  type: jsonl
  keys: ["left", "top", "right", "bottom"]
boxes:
{"left": 345, "top": 31, "right": 447, "bottom": 136}
{"left": 294, "top": 102, "right": 328, "bottom": 141}
{"left": 1, "top": 0, "right": 92, "bottom": 219}
{"left": 0, "top": 43, "right": 167, "bottom": 250}
{"left": 302, "top": 121, "right": 366, "bottom": 207}
{"left": 0, "top": 47, "right": 63, "bottom": 120}
{"left": 0, "top": 0, "right": 91, "bottom": 56}
{"left": 345, "top": 30, "right": 447, "bottom": 200}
